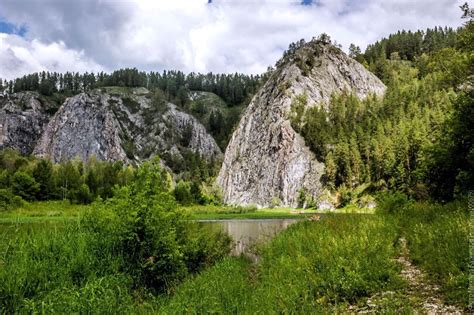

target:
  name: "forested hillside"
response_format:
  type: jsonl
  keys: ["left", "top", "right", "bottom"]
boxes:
{"left": 292, "top": 19, "right": 473, "bottom": 203}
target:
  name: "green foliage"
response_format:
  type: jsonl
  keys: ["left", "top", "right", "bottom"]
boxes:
{"left": 293, "top": 23, "right": 472, "bottom": 200}
{"left": 0, "top": 188, "right": 24, "bottom": 211}
{"left": 157, "top": 257, "right": 251, "bottom": 314}
{"left": 377, "top": 196, "right": 469, "bottom": 308}
{"left": 33, "top": 159, "right": 55, "bottom": 200}
{"left": 173, "top": 180, "right": 193, "bottom": 205}
{"left": 7, "top": 68, "right": 262, "bottom": 108}
{"left": 159, "top": 215, "right": 403, "bottom": 313}
{"left": 11, "top": 171, "right": 39, "bottom": 201}
{"left": 425, "top": 89, "right": 474, "bottom": 200}
{"left": 363, "top": 27, "right": 457, "bottom": 65}
{"left": 122, "top": 96, "right": 140, "bottom": 113}
{"left": 23, "top": 274, "right": 135, "bottom": 314}
{"left": 150, "top": 88, "right": 168, "bottom": 114}
{"left": 297, "top": 188, "right": 307, "bottom": 208}
{"left": 0, "top": 159, "right": 231, "bottom": 313}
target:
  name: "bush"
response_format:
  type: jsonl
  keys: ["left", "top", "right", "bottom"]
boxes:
{"left": 376, "top": 192, "right": 411, "bottom": 214}
{"left": 69, "top": 184, "right": 94, "bottom": 204}
{"left": 11, "top": 171, "right": 40, "bottom": 201}
{"left": 81, "top": 158, "right": 231, "bottom": 292}
{"left": 173, "top": 180, "right": 193, "bottom": 205}
{"left": 0, "top": 188, "right": 25, "bottom": 211}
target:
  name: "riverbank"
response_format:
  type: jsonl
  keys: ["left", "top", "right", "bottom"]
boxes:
{"left": 0, "top": 201, "right": 375, "bottom": 223}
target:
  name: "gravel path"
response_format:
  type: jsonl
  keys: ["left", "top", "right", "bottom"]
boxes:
{"left": 351, "top": 237, "right": 464, "bottom": 314}
{"left": 395, "top": 237, "right": 463, "bottom": 314}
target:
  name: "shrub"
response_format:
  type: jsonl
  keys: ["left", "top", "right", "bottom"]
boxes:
{"left": 0, "top": 188, "right": 25, "bottom": 211}
{"left": 82, "top": 158, "right": 231, "bottom": 292}
{"left": 11, "top": 171, "right": 40, "bottom": 201}
{"left": 376, "top": 192, "right": 411, "bottom": 214}
{"left": 70, "top": 184, "right": 94, "bottom": 204}
{"left": 173, "top": 180, "right": 193, "bottom": 205}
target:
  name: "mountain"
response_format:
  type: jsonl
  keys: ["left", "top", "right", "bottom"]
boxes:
{"left": 0, "top": 87, "right": 222, "bottom": 167}
{"left": 217, "top": 39, "right": 386, "bottom": 207}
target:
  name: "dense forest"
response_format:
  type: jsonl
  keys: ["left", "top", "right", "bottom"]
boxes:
{"left": 291, "top": 18, "right": 473, "bottom": 204}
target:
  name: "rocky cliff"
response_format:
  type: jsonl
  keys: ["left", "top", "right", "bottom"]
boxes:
{"left": 1, "top": 88, "right": 222, "bottom": 166}
{"left": 0, "top": 92, "right": 53, "bottom": 155}
{"left": 34, "top": 88, "right": 222, "bottom": 164}
{"left": 217, "top": 40, "right": 386, "bottom": 207}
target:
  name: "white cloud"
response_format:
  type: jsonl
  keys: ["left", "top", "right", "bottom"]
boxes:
{"left": 0, "top": 0, "right": 465, "bottom": 79}
{"left": 0, "top": 34, "right": 103, "bottom": 80}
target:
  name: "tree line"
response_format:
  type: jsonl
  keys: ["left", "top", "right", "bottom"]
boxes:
{"left": 0, "top": 69, "right": 262, "bottom": 107}
{"left": 0, "top": 149, "right": 219, "bottom": 209}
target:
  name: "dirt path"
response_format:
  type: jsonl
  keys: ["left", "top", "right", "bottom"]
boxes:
{"left": 352, "top": 237, "right": 464, "bottom": 314}
{"left": 395, "top": 237, "right": 463, "bottom": 314}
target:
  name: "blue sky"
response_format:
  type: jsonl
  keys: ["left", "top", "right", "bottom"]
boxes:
{"left": 0, "top": 20, "right": 26, "bottom": 36}
{"left": 0, "top": 0, "right": 465, "bottom": 80}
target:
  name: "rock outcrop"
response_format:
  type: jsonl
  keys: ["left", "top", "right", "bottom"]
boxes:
{"left": 34, "top": 93, "right": 128, "bottom": 162}
{"left": 0, "top": 92, "right": 53, "bottom": 155}
{"left": 0, "top": 88, "right": 221, "bottom": 167}
{"left": 217, "top": 40, "right": 386, "bottom": 207}
{"left": 33, "top": 89, "right": 222, "bottom": 164}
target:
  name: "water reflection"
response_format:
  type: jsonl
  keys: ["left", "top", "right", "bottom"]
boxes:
{"left": 199, "top": 219, "right": 299, "bottom": 255}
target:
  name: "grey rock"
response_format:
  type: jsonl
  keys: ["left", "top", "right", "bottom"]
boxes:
{"left": 34, "top": 89, "right": 221, "bottom": 165}
{"left": 0, "top": 92, "right": 52, "bottom": 155}
{"left": 34, "top": 93, "right": 128, "bottom": 162}
{"left": 218, "top": 41, "right": 386, "bottom": 207}
{"left": 1, "top": 88, "right": 221, "bottom": 168}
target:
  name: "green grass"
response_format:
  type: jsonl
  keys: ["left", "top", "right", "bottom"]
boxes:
{"left": 0, "top": 202, "right": 374, "bottom": 223}
{"left": 377, "top": 194, "right": 469, "bottom": 309}
{"left": 182, "top": 204, "right": 372, "bottom": 220}
{"left": 2, "top": 196, "right": 467, "bottom": 313}
{"left": 156, "top": 214, "right": 407, "bottom": 313}
{"left": 0, "top": 200, "right": 89, "bottom": 223}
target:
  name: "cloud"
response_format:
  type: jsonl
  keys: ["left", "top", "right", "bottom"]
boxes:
{"left": 0, "top": 34, "right": 103, "bottom": 80}
{"left": 0, "top": 0, "right": 465, "bottom": 79}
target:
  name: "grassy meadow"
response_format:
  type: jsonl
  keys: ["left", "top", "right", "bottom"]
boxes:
{"left": 0, "top": 194, "right": 469, "bottom": 313}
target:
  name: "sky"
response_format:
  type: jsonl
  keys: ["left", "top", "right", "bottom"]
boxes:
{"left": 0, "top": 0, "right": 466, "bottom": 80}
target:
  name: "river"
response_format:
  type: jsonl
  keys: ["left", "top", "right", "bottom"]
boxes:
{"left": 199, "top": 219, "right": 301, "bottom": 255}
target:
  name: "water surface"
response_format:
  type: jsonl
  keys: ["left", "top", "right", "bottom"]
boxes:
{"left": 199, "top": 219, "right": 300, "bottom": 255}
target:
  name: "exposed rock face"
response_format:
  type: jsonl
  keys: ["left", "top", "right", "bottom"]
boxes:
{"left": 0, "top": 92, "right": 52, "bottom": 155}
{"left": 217, "top": 40, "right": 386, "bottom": 207}
{"left": 33, "top": 89, "right": 222, "bottom": 164}
{"left": 34, "top": 93, "right": 128, "bottom": 162}
{"left": 164, "top": 104, "right": 222, "bottom": 159}
{"left": 0, "top": 88, "right": 221, "bottom": 167}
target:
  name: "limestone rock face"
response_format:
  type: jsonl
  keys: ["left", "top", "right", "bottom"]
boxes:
{"left": 34, "top": 93, "right": 127, "bottom": 162}
{"left": 33, "top": 89, "right": 222, "bottom": 164}
{"left": 0, "top": 92, "right": 52, "bottom": 155}
{"left": 0, "top": 87, "right": 221, "bottom": 168}
{"left": 217, "top": 41, "right": 386, "bottom": 207}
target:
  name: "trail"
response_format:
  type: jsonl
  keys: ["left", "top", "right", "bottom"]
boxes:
{"left": 353, "top": 237, "right": 464, "bottom": 314}
{"left": 396, "top": 237, "right": 463, "bottom": 314}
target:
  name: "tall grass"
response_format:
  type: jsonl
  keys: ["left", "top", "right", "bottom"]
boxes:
{"left": 0, "top": 223, "right": 125, "bottom": 313}
{"left": 0, "top": 202, "right": 231, "bottom": 313}
{"left": 378, "top": 194, "right": 469, "bottom": 308}
{"left": 157, "top": 214, "right": 405, "bottom": 313}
